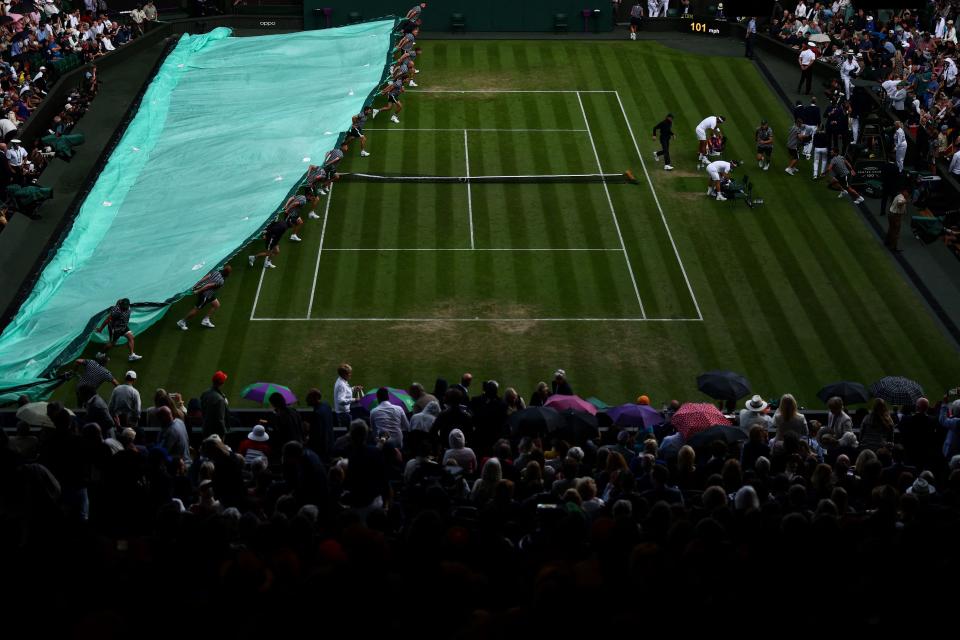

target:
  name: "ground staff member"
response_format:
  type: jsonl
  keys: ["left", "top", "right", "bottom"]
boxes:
{"left": 797, "top": 42, "right": 816, "bottom": 95}
{"left": 651, "top": 113, "right": 675, "bottom": 170}
{"left": 886, "top": 187, "right": 909, "bottom": 252}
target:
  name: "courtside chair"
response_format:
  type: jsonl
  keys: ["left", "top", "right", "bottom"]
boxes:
{"left": 348, "top": 11, "right": 362, "bottom": 24}
{"left": 554, "top": 13, "right": 569, "bottom": 32}
{"left": 451, "top": 12, "right": 466, "bottom": 32}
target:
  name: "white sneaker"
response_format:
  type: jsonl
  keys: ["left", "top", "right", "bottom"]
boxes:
{"left": 837, "top": 192, "right": 846, "bottom": 198}
{"left": 318, "top": 188, "right": 328, "bottom": 196}
{"left": 854, "top": 196, "right": 865, "bottom": 204}
{"left": 95, "top": 351, "right": 105, "bottom": 359}
{"left": 630, "top": 32, "right": 636, "bottom": 40}
{"left": 128, "top": 353, "right": 143, "bottom": 362}
{"left": 653, "top": 151, "right": 660, "bottom": 161}
{"left": 360, "top": 150, "right": 370, "bottom": 157}
{"left": 248, "top": 255, "right": 255, "bottom": 267}
{"left": 390, "top": 115, "right": 400, "bottom": 124}
{"left": 408, "top": 80, "right": 418, "bottom": 87}
{"left": 414, "top": 69, "right": 419, "bottom": 73}
{"left": 201, "top": 317, "right": 215, "bottom": 328}
{"left": 707, "top": 187, "right": 714, "bottom": 196}
{"left": 710, "top": 151, "right": 720, "bottom": 157}
{"left": 308, "top": 211, "right": 320, "bottom": 220}
{"left": 389, "top": 66, "right": 395, "bottom": 73}
{"left": 290, "top": 234, "right": 302, "bottom": 242}
{"left": 264, "top": 259, "right": 276, "bottom": 269}
{"left": 177, "top": 319, "right": 188, "bottom": 331}
{"left": 371, "top": 108, "right": 380, "bottom": 119}
{"left": 763, "top": 164, "right": 770, "bottom": 171}
{"left": 664, "top": 164, "right": 674, "bottom": 171}
{"left": 715, "top": 194, "right": 727, "bottom": 201}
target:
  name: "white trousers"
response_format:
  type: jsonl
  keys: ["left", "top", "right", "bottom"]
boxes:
{"left": 813, "top": 147, "right": 829, "bottom": 177}
{"left": 895, "top": 142, "right": 907, "bottom": 172}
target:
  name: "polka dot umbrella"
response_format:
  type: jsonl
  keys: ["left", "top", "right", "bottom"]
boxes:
{"left": 671, "top": 403, "right": 730, "bottom": 440}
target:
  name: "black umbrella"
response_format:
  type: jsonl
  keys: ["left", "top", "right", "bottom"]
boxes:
{"left": 870, "top": 376, "right": 924, "bottom": 405}
{"left": 553, "top": 409, "right": 599, "bottom": 445}
{"left": 509, "top": 406, "right": 564, "bottom": 439}
{"left": 697, "top": 370, "right": 752, "bottom": 401}
{"left": 687, "top": 424, "right": 748, "bottom": 450}
{"left": 817, "top": 381, "right": 870, "bottom": 405}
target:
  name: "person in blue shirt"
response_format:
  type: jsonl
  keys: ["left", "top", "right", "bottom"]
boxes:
{"left": 939, "top": 396, "right": 960, "bottom": 459}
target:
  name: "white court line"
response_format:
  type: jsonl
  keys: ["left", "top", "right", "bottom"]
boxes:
{"left": 249, "top": 257, "right": 268, "bottom": 321}
{"left": 322, "top": 248, "right": 619, "bottom": 252}
{"left": 364, "top": 128, "right": 588, "bottom": 132}
{"left": 614, "top": 91, "right": 703, "bottom": 321}
{"left": 576, "top": 91, "right": 646, "bottom": 319}
{"left": 343, "top": 172, "right": 620, "bottom": 180}
{"left": 410, "top": 90, "right": 616, "bottom": 93}
{"left": 251, "top": 317, "right": 701, "bottom": 322}
{"left": 464, "top": 129, "right": 474, "bottom": 249}
{"left": 305, "top": 185, "right": 334, "bottom": 319}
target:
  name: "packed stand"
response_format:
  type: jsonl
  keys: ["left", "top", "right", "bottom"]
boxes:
{"left": 0, "top": 1, "right": 157, "bottom": 230}
{"left": 3, "top": 360, "right": 960, "bottom": 633}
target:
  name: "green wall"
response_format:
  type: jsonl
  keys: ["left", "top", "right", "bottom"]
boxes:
{"left": 304, "top": 1, "right": 612, "bottom": 31}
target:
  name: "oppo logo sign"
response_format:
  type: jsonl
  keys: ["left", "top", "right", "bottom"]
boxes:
{"left": 259, "top": 21, "right": 277, "bottom": 26}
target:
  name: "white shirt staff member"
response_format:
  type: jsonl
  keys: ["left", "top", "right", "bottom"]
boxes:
{"left": 705, "top": 159, "right": 739, "bottom": 201}
{"left": 6, "top": 138, "right": 27, "bottom": 176}
{"left": 893, "top": 120, "right": 908, "bottom": 172}
{"left": 840, "top": 51, "right": 861, "bottom": 99}
{"left": 695, "top": 115, "right": 725, "bottom": 167}
{"left": 797, "top": 42, "right": 816, "bottom": 95}
{"left": 333, "top": 363, "right": 363, "bottom": 429}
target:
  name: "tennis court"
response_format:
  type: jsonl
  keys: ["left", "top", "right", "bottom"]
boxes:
{"left": 249, "top": 90, "right": 701, "bottom": 322}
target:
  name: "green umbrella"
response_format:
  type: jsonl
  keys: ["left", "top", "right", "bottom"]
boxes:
{"left": 241, "top": 382, "right": 297, "bottom": 406}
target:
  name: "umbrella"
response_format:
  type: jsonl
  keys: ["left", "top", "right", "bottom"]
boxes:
{"left": 817, "top": 381, "right": 870, "bottom": 405}
{"left": 555, "top": 409, "right": 599, "bottom": 444}
{"left": 809, "top": 33, "right": 832, "bottom": 43}
{"left": 870, "top": 376, "right": 924, "bottom": 405}
{"left": 586, "top": 396, "right": 610, "bottom": 411}
{"left": 241, "top": 382, "right": 297, "bottom": 406}
{"left": 696, "top": 370, "right": 752, "bottom": 401}
{"left": 358, "top": 387, "right": 414, "bottom": 413}
{"left": 509, "top": 406, "right": 564, "bottom": 439}
{"left": 671, "top": 403, "right": 730, "bottom": 440}
{"left": 607, "top": 403, "right": 663, "bottom": 428}
{"left": 16, "top": 402, "right": 55, "bottom": 427}
{"left": 544, "top": 394, "right": 597, "bottom": 415}
{"left": 687, "top": 424, "right": 748, "bottom": 450}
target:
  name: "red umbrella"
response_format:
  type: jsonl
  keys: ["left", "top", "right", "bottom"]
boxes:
{"left": 671, "top": 403, "right": 730, "bottom": 440}
{"left": 544, "top": 394, "right": 598, "bottom": 416}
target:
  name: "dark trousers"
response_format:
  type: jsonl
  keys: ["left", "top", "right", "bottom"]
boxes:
{"left": 828, "top": 130, "right": 846, "bottom": 154}
{"left": 656, "top": 138, "right": 671, "bottom": 165}
{"left": 798, "top": 67, "right": 813, "bottom": 94}
{"left": 745, "top": 34, "right": 755, "bottom": 58}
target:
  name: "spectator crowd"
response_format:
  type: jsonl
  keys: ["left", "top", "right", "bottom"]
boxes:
{"left": 768, "top": 2, "right": 959, "bottom": 174}
{"left": 3, "top": 360, "right": 960, "bottom": 634}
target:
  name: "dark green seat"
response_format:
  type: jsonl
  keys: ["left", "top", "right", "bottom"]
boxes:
{"left": 451, "top": 12, "right": 465, "bottom": 32}
{"left": 554, "top": 13, "right": 568, "bottom": 32}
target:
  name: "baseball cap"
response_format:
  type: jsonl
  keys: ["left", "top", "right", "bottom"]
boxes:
{"left": 125, "top": 370, "right": 137, "bottom": 380}
{"left": 212, "top": 370, "right": 227, "bottom": 385}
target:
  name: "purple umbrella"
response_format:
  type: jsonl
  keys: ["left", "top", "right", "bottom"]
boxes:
{"left": 607, "top": 403, "right": 664, "bottom": 428}
{"left": 545, "top": 394, "right": 597, "bottom": 415}
{"left": 358, "top": 387, "right": 415, "bottom": 413}
{"left": 240, "top": 382, "right": 297, "bottom": 406}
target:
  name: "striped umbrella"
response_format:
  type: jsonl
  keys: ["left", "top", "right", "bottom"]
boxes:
{"left": 870, "top": 376, "right": 924, "bottom": 405}
{"left": 359, "top": 387, "right": 415, "bottom": 413}
{"left": 671, "top": 403, "right": 730, "bottom": 440}
{"left": 240, "top": 382, "right": 297, "bottom": 406}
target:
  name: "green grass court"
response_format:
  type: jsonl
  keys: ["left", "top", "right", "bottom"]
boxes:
{"left": 63, "top": 40, "right": 960, "bottom": 407}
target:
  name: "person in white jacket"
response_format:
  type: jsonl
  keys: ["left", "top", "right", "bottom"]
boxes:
{"left": 893, "top": 120, "right": 907, "bottom": 172}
